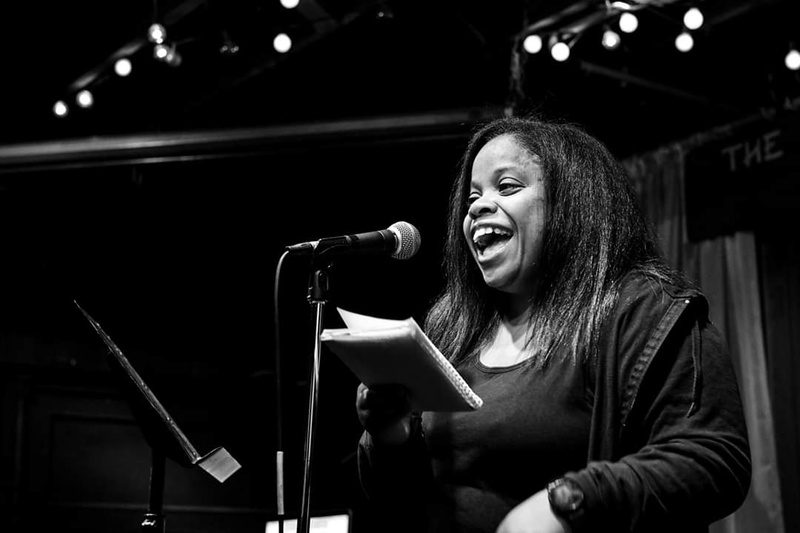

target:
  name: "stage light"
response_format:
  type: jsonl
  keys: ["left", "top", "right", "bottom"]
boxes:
{"left": 153, "top": 43, "right": 169, "bottom": 60}
{"left": 53, "top": 100, "right": 68, "bottom": 117}
{"left": 786, "top": 47, "right": 800, "bottom": 70}
{"left": 675, "top": 31, "right": 693, "bottom": 52}
{"left": 114, "top": 58, "right": 132, "bottom": 77}
{"left": 375, "top": 5, "right": 394, "bottom": 21}
{"left": 220, "top": 42, "right": 240, "bottom": 55}
{"left": 220, "top": 32, "right": 240, "bottom": 56}
{"left": 273, "top": 33, "right": 292, "bottom": 53}
{"left": 602, "top": 27, "right": 621, "bottom": 50}
{"left": 551, "top": 41, "right": 571, "bottom": 62}
{"left": 280, "top": 0, "right": 300, "bottom": 8}
{"left": 147, "top": 23, "right": 166, "bottom": 44}
{"left": 683, "top": 7, "right": 704, "bottom": 31}
{"left": 165, "top": 47, "right": 182, "bottom": 67}
{"left": 76, "top": 89, "right": 93, "bottom": 108}
{"left": 523, "top": 34, "right": 543, "bottom": 54}
{"left": 619, "top": 12, "right": 638, "bottom": 34}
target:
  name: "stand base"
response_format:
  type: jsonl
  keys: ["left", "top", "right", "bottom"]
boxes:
{"left": 141, "top": 512, "right": 164, "bottom": 532}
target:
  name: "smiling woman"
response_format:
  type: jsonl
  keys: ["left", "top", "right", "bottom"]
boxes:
{"left": 353, "top": 115, "right": 752, "bottom": 533}
{"left": 463, "top": 134, "right": 548, "bottom": 305}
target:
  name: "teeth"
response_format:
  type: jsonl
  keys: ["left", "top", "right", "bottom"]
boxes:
{"left": 472, "top": 226, "right": 511, "bottom": 243}
{"left": 472, "top": 226, "right": 512, "bottom": 254}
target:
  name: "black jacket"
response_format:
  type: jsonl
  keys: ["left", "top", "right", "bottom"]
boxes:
{"left": 357, "top": 271, "right": 752, "bottom": 532}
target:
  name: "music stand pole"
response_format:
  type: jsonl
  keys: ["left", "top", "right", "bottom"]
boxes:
{"left": 141, "top": 448, "right": 166, "bottom": 533}
{"left": 298, "top": 266, "right": 329, "bottom": 533}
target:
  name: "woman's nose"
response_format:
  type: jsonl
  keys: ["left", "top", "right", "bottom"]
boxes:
{"left": 468, "top": 194, "right": 497, "bottom": 218}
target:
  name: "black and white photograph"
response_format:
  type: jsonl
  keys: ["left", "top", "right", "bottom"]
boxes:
{"left": 0, "top": 1, "right": 797, "bottom": 532}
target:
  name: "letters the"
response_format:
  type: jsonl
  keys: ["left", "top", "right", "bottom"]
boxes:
{"left": 720, "top": 128, "right": 783, "bottom": 172}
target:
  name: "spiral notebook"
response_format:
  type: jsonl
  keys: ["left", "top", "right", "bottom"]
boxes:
{"left": 321, "top": 308, "right": 483, "bottom": 412}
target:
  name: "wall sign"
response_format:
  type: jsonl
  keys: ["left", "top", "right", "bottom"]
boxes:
{"left": 684, "top": 113, "right": 800, "bottom": 241}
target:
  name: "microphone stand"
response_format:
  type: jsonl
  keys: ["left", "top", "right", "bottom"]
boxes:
{"left": 298, "top": 263, "right": 330, "bottom": 533}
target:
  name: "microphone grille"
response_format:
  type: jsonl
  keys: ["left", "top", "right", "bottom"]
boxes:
{"left": 389, "top": 221, "right": 421, "bottom": 260}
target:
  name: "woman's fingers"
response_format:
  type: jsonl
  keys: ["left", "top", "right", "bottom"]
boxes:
{"left": 356, "top": 383, "right": 411, "bottom": 434}
{"left": 358, "top": 383, "right": 408, "bottom": 409}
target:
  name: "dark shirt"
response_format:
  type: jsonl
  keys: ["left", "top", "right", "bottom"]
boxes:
{"left": 422, "top": 356, "right": 591, "bottom": 531}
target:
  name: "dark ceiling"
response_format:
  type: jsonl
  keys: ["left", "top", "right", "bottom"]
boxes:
{"left": 2, "top": 0, "right": 799, "bottom": 158}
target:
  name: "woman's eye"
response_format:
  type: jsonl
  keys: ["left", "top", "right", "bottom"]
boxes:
{"left": 499, "top": 181, "right": 522, "bottom": 194}
{"left": 467, "top": 194, "right": 480, "bottom": 205}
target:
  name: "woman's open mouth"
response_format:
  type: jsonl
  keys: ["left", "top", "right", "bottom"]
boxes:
{"left": 473, "top": 226, "right": 513, "bottom": 259}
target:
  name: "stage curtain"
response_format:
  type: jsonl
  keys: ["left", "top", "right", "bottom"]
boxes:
{"left": 624, "top": 146, "right": 784, "bottom": 533}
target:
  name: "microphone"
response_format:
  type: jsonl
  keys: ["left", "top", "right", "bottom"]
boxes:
{"left": 286, "top": 221, "right": 421, "bottom": 260}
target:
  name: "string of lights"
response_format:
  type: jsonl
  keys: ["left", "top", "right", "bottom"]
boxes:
{"left": 52, "top": 0, "right": 301, "bottom": 120}
{"left": 50, "top": 1, "right": 799, "bottom": 121}
{"left": 519, "top": 1, "right": 798, "bottom": 68}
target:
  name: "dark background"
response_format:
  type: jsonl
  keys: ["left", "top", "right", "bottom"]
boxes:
{"left": 1, "top": 1, "right": 798, "bottom": 532}
{"left": 0, "top": 129, "right": 468, "bottom": 532}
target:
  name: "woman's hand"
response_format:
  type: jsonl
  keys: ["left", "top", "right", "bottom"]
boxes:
{"left": 356, "top": 382, "right": 413, "bottom": 446}
{"left": 496, "top": 489, "right": 568, "bottom": 533}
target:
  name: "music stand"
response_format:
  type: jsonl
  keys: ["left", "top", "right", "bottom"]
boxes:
{"left": 74, "top": 301, "right": 242, "bottom": 532}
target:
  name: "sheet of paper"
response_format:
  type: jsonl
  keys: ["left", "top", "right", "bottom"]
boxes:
{"left": 336, "top": 307, "right": 408, "bottom": 330}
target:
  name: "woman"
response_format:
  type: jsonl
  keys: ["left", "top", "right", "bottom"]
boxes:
{"left": 355, "top": 116, "right": 751, "bottom": 533}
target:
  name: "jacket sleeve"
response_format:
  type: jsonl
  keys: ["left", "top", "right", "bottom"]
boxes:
{"left": 569, "top": 290, "right": 752, "bottom": 532}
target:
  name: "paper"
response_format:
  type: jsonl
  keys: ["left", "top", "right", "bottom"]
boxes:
{"left": 322, "top": 308, "right": 482, "bottom": 411}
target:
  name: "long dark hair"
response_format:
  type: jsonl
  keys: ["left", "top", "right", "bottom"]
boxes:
{"left": 424, "top": 116, "right": 687, "bottom": 366}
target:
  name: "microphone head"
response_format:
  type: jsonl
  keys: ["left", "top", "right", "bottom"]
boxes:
{"left": 388, "top": 221, "right": 421, "bottom": 260}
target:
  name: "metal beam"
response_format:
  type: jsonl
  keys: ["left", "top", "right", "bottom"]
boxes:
{"left": 0, "top": 107, "right": 505, "bottom": 174}
{"left": 579, "top": 61, "right": 743, "bottom": 111}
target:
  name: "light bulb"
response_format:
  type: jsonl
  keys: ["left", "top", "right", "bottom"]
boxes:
{"left": 551, "top": 41, "right": 570, "bottom": 62}
{"left": 675, "top": 31, "right": 694, "bottom": 52}
{"left": 523, "top": 34, "right": 543, "bottom": 54}
{"left": 76, "top": 89, "right": 93, "bottom": 108}
{"left": 602, "top": 29, "right": 621, "bottom": 50}
{"left": 786, "top": 49, "right": 800, "bottom": 70}
{"left": 220, "top": 38, "right": 240, "bottom": 56}
{"left": 165, "top": 48, "right": 182, "bottom": 67}
{"left": 154, "top": 43, "right": 169, "bottom": 60}
{"left": 280, "top": 0, "right": 300, "bottom": 8}
{"left": 148, "top": 23, "right": 166, "bottom": 44}
{"left": 53, "top": 100, "right": 68, "bottom": 117}
{"left": 683, "top": 7, "right": 704, "bottom": 31}
{"left": 115, "top": 58, "right": 132, "bottom": 77}
{"left": 273, "top": 33, "right": 292, "bottom": 53}
{"left": 619, "top": 12, "right": 638, "bottom": 34}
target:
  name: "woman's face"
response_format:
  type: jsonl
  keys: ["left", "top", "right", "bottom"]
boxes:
{"left": 462, "top": 134, "right": 547, "bottom": 298}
